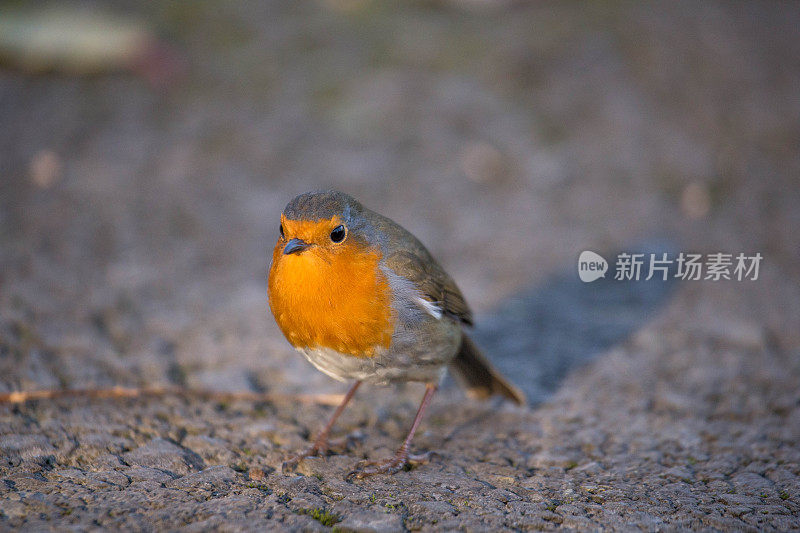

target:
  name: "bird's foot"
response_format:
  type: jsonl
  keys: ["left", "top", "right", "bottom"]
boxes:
{"left": 282, "top": 441, "right": 326, "bottom": 474}
{"left": 346, "top": 450, "right": 432, "bottom": 480}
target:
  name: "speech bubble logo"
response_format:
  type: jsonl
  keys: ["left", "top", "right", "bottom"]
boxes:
{"left": 578, "top": 250, "right": 608, "bottom": 282}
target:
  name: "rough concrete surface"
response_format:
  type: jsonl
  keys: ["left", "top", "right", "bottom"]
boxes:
{"left": 1, "top": 2, "right": 799, "bottom": 531}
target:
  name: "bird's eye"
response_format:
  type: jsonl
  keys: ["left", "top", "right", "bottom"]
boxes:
{"left": 279, "top": 224, "right": 284, "bottom": 239}
{"left": 330, "top": 225, "right": 346, "bottom": 243}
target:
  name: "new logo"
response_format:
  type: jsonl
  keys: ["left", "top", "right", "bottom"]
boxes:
{"left": 578, "top": 251, "right": 608, "bottom": 282}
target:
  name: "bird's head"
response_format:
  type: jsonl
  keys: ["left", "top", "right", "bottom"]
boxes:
{"left": 267, "top": 190, "right": 393, "bottom": 355}
{"left": 272, "top": 189, "right": 371, "bottom": 263}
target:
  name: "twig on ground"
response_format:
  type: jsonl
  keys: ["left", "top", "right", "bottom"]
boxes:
{"left": 0, "top": 386, "right": 345, "bottom": 406}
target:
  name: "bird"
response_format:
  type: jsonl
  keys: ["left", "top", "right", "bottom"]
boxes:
{"left": 268, "top": 190, "right": 525, "bottom": 479}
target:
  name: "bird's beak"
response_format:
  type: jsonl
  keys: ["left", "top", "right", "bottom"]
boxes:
{"left": 283, "top": 238, "right": 310, "bottom": 255}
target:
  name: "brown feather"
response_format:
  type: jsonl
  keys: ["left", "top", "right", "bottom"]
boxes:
{"left": 384, "top": 249, "right": 473, "bottom": 326}
{"left": 449, "top": 334, "right": 526, "bottom": 405}
{"left": 366, "top": 209, "right": 473, "bottom": 326}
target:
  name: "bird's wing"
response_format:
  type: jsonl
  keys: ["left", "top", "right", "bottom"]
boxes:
{"left": 365, "top": 208, "right": 473, "bottom": 326}
{"left": 384, "top": 247, "right": 473, "bottom": 327}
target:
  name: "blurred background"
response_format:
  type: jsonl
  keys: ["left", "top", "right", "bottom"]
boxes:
{"left": 1, "top": 1, "right": 798, "bottom": 399}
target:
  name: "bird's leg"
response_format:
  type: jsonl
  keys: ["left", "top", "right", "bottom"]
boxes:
{"left": 347, "top": 383, "right": 437, "bottom": 480}
{"left": 282, "top": 380, "right": 361, "bottom": 473}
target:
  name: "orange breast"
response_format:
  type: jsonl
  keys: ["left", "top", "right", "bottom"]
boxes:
{"left": 268, "top": 239, "right": 393, "bottom": 357}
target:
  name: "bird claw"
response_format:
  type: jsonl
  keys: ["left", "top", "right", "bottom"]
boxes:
{"left": 408, "top": 450, "right": 434, "bottom": 464}
{"left": 346, "top": 456, "right": 408, "bottom": 481}
{"left": 281, "top": 442, "right": 326, "bottom": 474}
{"left": 345, "top": 450, "right": 433, "bottom": 481}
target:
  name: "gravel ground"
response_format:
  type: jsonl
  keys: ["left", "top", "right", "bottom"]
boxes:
{"left": 1, "top": 2, "right": 799, "bottom": 531}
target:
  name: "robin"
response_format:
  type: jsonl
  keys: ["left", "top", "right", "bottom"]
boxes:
{"left": 268, "top": 190, "right": 525, "bottom": 479}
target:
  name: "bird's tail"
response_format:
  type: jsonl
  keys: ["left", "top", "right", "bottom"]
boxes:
{"left": 449, "top": 334, "right": 526, "bottom": 405}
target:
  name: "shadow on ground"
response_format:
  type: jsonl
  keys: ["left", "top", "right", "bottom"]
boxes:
{"left": 475, "top": 242, "right": 679, "bottom": 405}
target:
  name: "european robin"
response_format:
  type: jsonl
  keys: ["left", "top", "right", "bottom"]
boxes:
{"left": 268, "top": 190, "right": 525, "bottom": 479}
